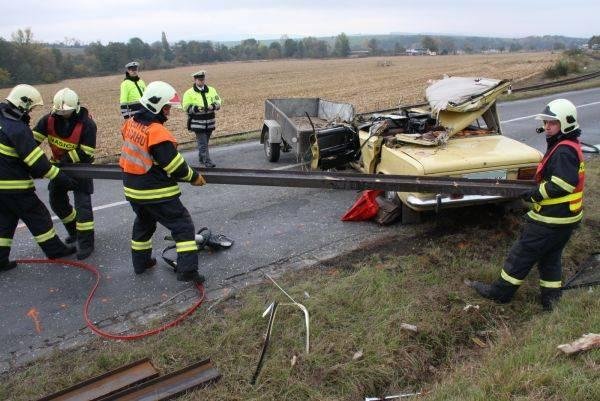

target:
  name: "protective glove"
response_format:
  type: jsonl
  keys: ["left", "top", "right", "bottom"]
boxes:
{"left": 191, "top": 174, "right": 206, "bottom": 186}
{"left": 520, "top": 188, "right": 537, "bottom": 202}
{"left": 53, "top": 170, "right": 79, "bottom": 191}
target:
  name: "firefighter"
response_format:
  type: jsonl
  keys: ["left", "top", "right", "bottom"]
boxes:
{"left": 120, "top": 80, "right": 207, "bottom": 283}
{"left": 119, "top": 61, "right": 147, "bottom": 119}
{"left": 468, "top": 99, "right": 585, "bottom": 310}
{"left": 181, "top": 70, "right": 222, "bottom": 167}
{"left": 0, "top": 84, "right": 78, "bottom": 271}
{"left": 33, "top": 88, "right": 97, "bottom": 260}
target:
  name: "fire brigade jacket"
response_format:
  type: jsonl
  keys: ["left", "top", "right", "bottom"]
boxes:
{"left": 120, "top": 76, "right": 147, "bottom": 118}
{"left": 0, "top": 103, "right": 63, "bottom": 193}
{"left": 33, "top": 107, "right": 96, "bottom": 164}
{"left": 120, "top": 110, "right": 199, "bottom": 203}
{"left": 182, "top": 85, "right": 221, "bottom": 132}
{"left": 524, "top": 130, "right": 585, "bottom": 227}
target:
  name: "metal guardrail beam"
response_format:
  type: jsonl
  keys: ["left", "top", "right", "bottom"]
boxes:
{"left": 61, "top": 164, "right": 534, "bottom": 197}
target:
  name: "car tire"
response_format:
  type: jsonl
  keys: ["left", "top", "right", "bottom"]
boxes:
{"left": 264, "top": 140, "right": 281, "bottom": 162}
{"left": 401, "top": 202, "right": 421, "bottom": 225}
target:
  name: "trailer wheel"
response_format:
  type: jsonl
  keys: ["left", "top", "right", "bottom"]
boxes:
{"left": 264, "top": 140, "right": 281, "bottom": 162}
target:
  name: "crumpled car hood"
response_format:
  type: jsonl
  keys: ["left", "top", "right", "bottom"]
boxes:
{"left": 426, "top": 76, "right": 510, "bottom": 113}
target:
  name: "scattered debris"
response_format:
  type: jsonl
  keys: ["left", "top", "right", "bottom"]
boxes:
{"left": 38, "top": 358, "right": 159, "bottom": 401}
{"left": 557, "top": 333, "right": 600, "bottom": 355}
{"left": 463, "top": 304, "right": 480, "bottom": 312}
{"left": 471, "top": 337, "right": 487, "bottom": 348}
{"left": 353, "top": 350, "right": 364, "bottom": 360}
{"left": 26, "top": 308, "right": 43, "bottom": 334}
{"left": 365, "top": 391, "right": 422, "bottom": 400}
{"left": 400, "top": 323, "right": 418, "bottom": 333}
{"left": 291, "top": 354, "right": 298, "bottom": 367}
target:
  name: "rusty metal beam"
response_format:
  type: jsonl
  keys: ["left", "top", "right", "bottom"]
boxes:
{"left": 102, "top": 358, "right": 220, "bottom": 400}
{"left": 38, "top": 358, "right": 159, "bottom": 401}
{"left": 61, "top": 164, "right": 534, "bottom": 198}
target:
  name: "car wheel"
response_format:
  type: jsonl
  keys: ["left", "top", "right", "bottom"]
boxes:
{"left": 401, "top": 202, "right": 421, "bottom": 224}
{"left": 264, "top": 140, "right": 281, "bottom": 162}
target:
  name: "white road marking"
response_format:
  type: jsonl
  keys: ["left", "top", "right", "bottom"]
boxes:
{"left": 501, "top": 101, "right": 600, "bottom": 124}
{"left": 17, "top": 201, "right": 129, "bottom": 229}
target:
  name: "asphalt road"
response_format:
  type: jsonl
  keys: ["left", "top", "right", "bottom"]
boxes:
{"left": 1, "top": 87, "right": 599, "bottom": 359}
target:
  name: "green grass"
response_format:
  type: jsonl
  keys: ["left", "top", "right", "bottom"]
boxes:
{"left": 1, "top": 157, "right": 598, "bottom": 401}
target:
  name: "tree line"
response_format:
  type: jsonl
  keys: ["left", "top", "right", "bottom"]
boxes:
{"left": 0, "top": 28, "right": 593, "bottom": 88}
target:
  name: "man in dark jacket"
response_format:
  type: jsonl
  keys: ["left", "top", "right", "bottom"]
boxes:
{"left": 33, "top": 88, "right": 97, "bottom": 260}
{"left": 120, "top": 81, "right": 207, "bottom": 283}
{"left": 0, "top": 85, "right": 77, "bottom": 272}
{"left": 468, "top": 99, "right": 585, "bottom": 310}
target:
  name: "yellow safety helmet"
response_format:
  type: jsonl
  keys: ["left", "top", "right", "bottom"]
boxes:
{"left": 535, "top": 98, "right": 579, "bottom": 134}
{"left": 52, "top": 88, "right": 80, "bottom": 115}
{"left": 140, "top": 81, "right": 181, "bottom": 114}
{"left": 5, "top": 84, "right": 43, "bottom": 112}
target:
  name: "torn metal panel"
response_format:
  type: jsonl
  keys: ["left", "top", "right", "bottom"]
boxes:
{"left": 38, "top": 358, "right": 159, "bottom": 401}
{"left": 102, "top": 358, "right": 220, "bottom": 400}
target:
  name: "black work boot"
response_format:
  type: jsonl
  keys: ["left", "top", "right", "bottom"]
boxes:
{"left": 134, "top": 257, "right": 157, "bottom": 275}
{"left": 65, "top": 221, "right": 77, "bottom": 244}
{"left": 466, "top": 280, "right": 516, "bottom": 304}
{"left": 76, "top": 235, "right": 94, "bottom": 260}
{"left": 0, "top": 260, "right": 17, "bottom": 272}
{"left": 177, "top": 270, "right": 206, "bottom": 284}
{"left": 50, "top": 245, "right": 77, "bottom": 259}
{"left": 540, "top": 288, "right": 562, "bottom": 311}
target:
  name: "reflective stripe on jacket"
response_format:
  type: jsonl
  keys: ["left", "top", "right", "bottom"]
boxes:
{"left": 528, "top": 139, "right": 585, "bottom": 225}
{"left": 120, "top": 79, "right": 146, "bottom": 118}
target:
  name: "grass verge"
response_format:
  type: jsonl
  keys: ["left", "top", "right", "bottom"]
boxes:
{"left": 1, "top": 157, "right": 598, "bottom": 401}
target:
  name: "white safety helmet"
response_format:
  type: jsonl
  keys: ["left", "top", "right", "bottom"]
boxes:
{"left": 5, "top": 84, "right": 43, "bottom": 112}
{"left": 140, "top": 81, "right": 181, "bottom": 114}
{"left": 534, "top": 98, "right": 579, "bottom": 134}
{"left": 52, "top": 88, "right": 80, "bottom": 115}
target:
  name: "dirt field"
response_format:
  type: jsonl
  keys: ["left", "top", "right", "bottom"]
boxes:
{"left": 0, "top": 52, "right": 559, "bottom": 158}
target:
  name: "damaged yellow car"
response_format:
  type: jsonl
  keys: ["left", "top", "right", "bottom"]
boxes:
{"left": 311, "top": 76, "right": 543, "bottom": 223}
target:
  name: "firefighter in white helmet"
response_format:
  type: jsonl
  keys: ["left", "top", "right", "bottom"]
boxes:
{"left": 119, "top": 81, "right": 207, "bottom": 283}
{"left": 469, "top": 99, "right": 585, "bottom": 310}
{"left": 33, "top": 88, "right": 97, "bottom": 260}
{"left": 119, "top": 61, "right": 147, "bottom": 119}
{"left": 0, "top": 85, "right": 78, "bottom": 272}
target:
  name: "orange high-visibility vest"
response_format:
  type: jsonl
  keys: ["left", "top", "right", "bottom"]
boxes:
{"left": 119, "top": 119, "right": 177, "bottom": 175}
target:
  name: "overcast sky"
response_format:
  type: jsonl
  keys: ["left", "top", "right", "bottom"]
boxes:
{"left": 0, "top": 1, "right": 597, "bottom": 44}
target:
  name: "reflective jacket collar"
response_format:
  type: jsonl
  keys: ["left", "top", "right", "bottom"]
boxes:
{"left": 0, "top": 102, "right": 25, "bottom": 121}
{"left": 124, "top": 72, "right": 140, "bottom": 82}
{"left": 134, "top": 109, "right": 167, "bottom": 125}
{"left": 193, "top": 84, "right": 208, "bottom": 94}
{"left": 546, "top": 129, "right": 581, "bottom": 154}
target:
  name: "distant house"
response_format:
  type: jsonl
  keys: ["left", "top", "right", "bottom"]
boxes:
{"left": 405, "top": 48, "right": 428, "bottom": 56}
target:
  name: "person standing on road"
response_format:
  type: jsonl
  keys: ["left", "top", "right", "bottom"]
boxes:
{"left": 120, "top": 81, "right": 207, "bottom": 283}
{"left": 33, "top": 88, "right": 97, "bottom": 260}
{"left": 119, "top": 61, "right": 147, "bottom": 119}
{"left": 181, "top": 70, "right": 222, "bottom": 167}
{"left": 468, "top": 99, "right": 585, "bottom": 310}
{"left": 0, "top": 85, "right": 78, "bottom": 272}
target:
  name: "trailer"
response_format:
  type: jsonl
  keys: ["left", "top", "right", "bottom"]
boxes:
{"left": 260, "top": 98, "right": 356, "bottom": 164}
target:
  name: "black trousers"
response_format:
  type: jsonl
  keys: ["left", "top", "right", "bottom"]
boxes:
{"left": 494, "top": 221, "right": 574, "bottom": 301}
{"left": 129, "top": 198, "right": 198, "bottom": 274}
{"left": 48, "top": 178, "right": 94, "bottom": 248}
{"left": 0, "top": 192, "right": 71, "bottom": 262}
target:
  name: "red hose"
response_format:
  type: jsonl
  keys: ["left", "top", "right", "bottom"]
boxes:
{"left": 16, "top": 258, "right": 205, "bottom": 340}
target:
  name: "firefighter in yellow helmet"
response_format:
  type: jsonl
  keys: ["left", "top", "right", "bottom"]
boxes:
{"left": 119, "top": 61, "right": 147, "bottom": 119}
{"left": 120, "top": 81, "right": 207, "bottom": 283}
{"left": 32, "top": 88, "right": 97, "bottom": 260}
{"left": 182, "top": 70, "right": 222, "bottom": 167}
{"left": 468, "top": 99, "right": 585, "bottom": 310}
{"left": 0, "top": 85, "right": 78, "bottom": 272}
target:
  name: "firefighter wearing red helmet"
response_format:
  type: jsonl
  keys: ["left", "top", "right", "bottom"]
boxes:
{"left": 469, "top": 99, "right": 585, "bottom": 310}
{"left": 119, "top": 81, "right": 207, "bottom": 283}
